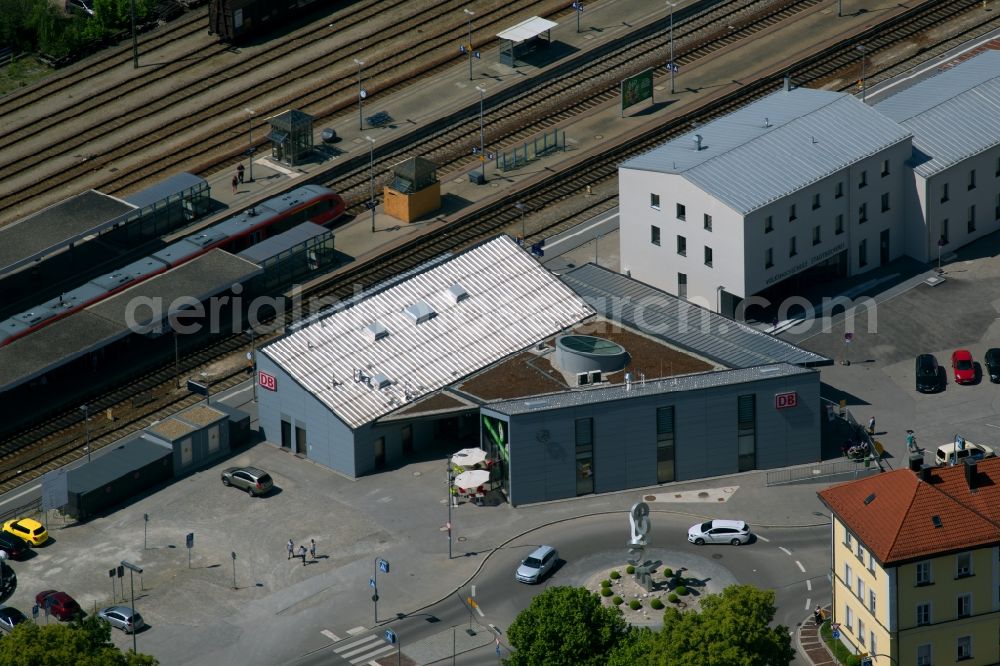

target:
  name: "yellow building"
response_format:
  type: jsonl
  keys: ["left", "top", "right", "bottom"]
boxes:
{"left": 818, "top": 457, "right": 1000, "bottom": 666}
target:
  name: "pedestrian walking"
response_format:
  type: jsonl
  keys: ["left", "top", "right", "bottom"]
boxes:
{"left": 813, "top": 605, "right": 823, "bottom": 625}
{"left": 287, "top": 539, "right": 294, "bottom": 560}
{"left": 309, "top": 538, "right": 316, "bottom": 560}
{"left": 232, "top": 174, "right": 239, "bottom": 195}
{"left": 867, "top": 416, "right": 875, "bottom": 435}
{"left": 299, "top": 545, "right": 307, "bottom": 565}
{"left": 906, "top": 430, "right": 918, "bottom": 453}
{"left": 237, "top": 163, "right": 245, "bottom": 184}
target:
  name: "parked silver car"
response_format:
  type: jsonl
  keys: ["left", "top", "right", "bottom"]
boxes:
{"left": 220, "top": 466, "right": 273, "bottom": 496}
{"left": 97, "top": 606, "right": 144, "bottom": 634}
{"left": 687, "top": 519, "right": 751, "bottom": 546}
{"left": 515, "top": 545, "right": 558, "bottom": 584}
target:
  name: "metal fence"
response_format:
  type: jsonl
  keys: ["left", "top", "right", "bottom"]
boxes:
{"left": 765, "top": 458, "right": 880, "bottom": 486}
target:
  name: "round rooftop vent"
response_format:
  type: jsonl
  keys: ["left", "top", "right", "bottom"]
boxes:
{"left": 554, "top": 335, "right": 629, "bottom": 375}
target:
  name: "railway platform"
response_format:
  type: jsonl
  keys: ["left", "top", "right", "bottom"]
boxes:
{"left": 199, "top": 0, "right": 908, "bottom": 268}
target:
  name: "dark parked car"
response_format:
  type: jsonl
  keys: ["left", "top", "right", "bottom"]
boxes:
{"left": 220, "top": 466, "right": 273, "bottom": 496}
{"left": 915, "top": 354, "right": 943, "bottom": 392}
{"left": 0, "top": 532, "right": 31, "bottom": 560}
{"left": 985, "top": 348, "right": 1000, "bottom": 383}
{"left": 34, "top": 591, "right": 82, "bottom": 621}
{"left": 0, "top": 607, "right": 27, "bottom": 633}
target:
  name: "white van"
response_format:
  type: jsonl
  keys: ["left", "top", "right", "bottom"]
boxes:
{"left": 935, "top": 441, "right": 995, "bottom": 466}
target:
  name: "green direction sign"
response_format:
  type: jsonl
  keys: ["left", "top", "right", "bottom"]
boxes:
{"left": 621, "top": 69, "right": 654, "bottom": 112}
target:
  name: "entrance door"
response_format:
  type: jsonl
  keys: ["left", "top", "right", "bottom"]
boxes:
{"left": 295, "top": 425, "right": 307, "bottom": 455}
{"left": 880, "top": 229, "right": 890, "bottom": 266}
{"left": 401, "top": 425, "right": 413, "bottom": 456}
{"left": 280, "top": 419, "right": 292, "bottom": 449}
{"left": 374, "top": 437, "right": 386, "bottom": 468}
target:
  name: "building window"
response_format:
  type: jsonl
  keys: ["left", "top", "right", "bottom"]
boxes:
{"left": 967, "top": 205, "right": 976, "bottom": 233}
{"left": 942, "top": 182, "right": 950, "bottom": 202}
{"left": 916, "top": 644, "right": 931, "bottom": 666}
{"left": 844, "top": 605, "right": 854, "bottom": 633}
{"left": 956, "top": 552, "right": 971, "bottom": 577}
{"left": 957, "top": 636, "right": 972, "bottom": 661}
{"left": 656, "top": 406, "right": 675, "bottom": 483}
{"left": 704, "top": 213, "right": 712, "bottom": 231}
{"left": 835, "top": 214, "right": 844, "bottom": 235}
{"left": 704, "top": 246, "right": 713, "bottom": 267}
{"left": 916, "top": 561, "right": 931, "bottom": 585}
{"left": 575, "top": 418, "right": 594, "bottom": 496}
{"left": 859, "top": 202, "right": 868, "bottom": 223}
{"left": 867, "top": 551, "right": 875, "bottom": 573}
{"left": 845, "top": 563, "right": 853, "bottom": 589}
{"left": 856, "top": 541, "right": 864, "bottom": 561}
{"left": 789, "top": 204, "right": 797, "bottom": 221}
{"left": 845, "top": 532, "right": 853, "bottom": 549}
{"left": 916, "top": 602, "right": 931, "bottom": 626}
{"left": 813, "top": 225, "right": 821, "bottom": 246}
{"left": 881, "top": 159, "right": 889, "bottom": 177}
{"left": 869, "top": 589, "right": 876, "bottom": 613}
{"left": 870, "top": 631, "right": 877, "bottom": 658}
{"left": 857, "top": 618, "right": 865, "bottom": 646}
{"left": 765, "top": 248, "right": 773, "bottom": 269}
{"left": 650, "top": 193, "right": 660, "bottom": 209}
{"left": 677, "top": 235, "right": 687, "bottom": 256}
{"left": 789, "top": 236, "right": 797, "bottom": 257}
{"left": 881, "top": 192, "right": 890, "bottom": 212}
{"left": 651, "top": 225, "right": 661, "bottom": 246}
{"left": 957, "top": 593, "right": 971, "bottom": 618}
{"left": 764, "top": 215, "right": 773, "bottom": 233}
{"left": 856, "top": 578, "right": 865, "bottom": 602}
{"left": 677, "top": 273, "right": 687, "bottom": 299}
{"left": 859, "top": 170, "right": 868, "bottom": 188}
{"left": 737, "top": 394, "right": 756, "bottom": 472}
{"left": 835, "top": 181, "right": 844, "bottom": 198}
{"left": 676, "top": 203, "right": 686, "bottom": 220}
{"left": 859, "top": 239, "right": 867, "bottom": 268}
{"left": 941, "top": 219, "right": 949, "bottom": 244}
{"left": 812, "top": 193, "right": 821, "bottom": 210}
{"left": 968, "top": 169, "right": 976, "bottom": 190}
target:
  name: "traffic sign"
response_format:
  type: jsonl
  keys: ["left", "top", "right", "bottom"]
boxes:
{"left": 460, "top": 44, "right": 467, "bottom": 54}
{"left": 31, "top": 604, "right": 38, "bottom": 619}
{"left": 473, "top": 51, "right": 480, "bottom": 59}
{"left": 378, "top": 558, "right": 390, "bottom": 574}
{"left": 360, "top": 88, "right": 367, "bottom": 100}
{"left": 369, "top": 577, "right": 376, "bottom": 589}
{"left": 844, "top": 332, "right": 854, "bottom": 343}
{"left": 667, "top": 62, "right": 679, "bottom": 73}
{"left": 186, "top": 532, "right": 194, "bottom": 549}
{"left": 831, "top": 629, "right": 840, "bottom": 639}
{"left": 385, "top": 629, "right": 397, "bottom": 644}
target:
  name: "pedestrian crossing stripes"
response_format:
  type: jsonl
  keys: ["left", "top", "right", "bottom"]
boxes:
{"left": 331, "top": 633, "right": 396, "bottom": 665}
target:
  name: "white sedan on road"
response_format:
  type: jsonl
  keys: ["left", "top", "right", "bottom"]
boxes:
{"left": 687, "top": 519, "right": 751, "bottom": 546}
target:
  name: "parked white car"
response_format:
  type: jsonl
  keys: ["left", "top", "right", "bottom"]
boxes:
{"left": 687, "top": 519, "right": 751, "bottom": 546}
{"left": 935, "top": 440, "right": 995, "bottom": 466}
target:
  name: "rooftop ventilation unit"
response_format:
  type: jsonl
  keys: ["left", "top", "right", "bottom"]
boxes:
{"left": 365, "top": 321, "right": 389, "bottom": 342}
{"left": 931, "top": 515, "right": 942, "bottom": 528}
{"left": 446, "top": 284, "right": 469, "bottom": 304}
{"left": 404, "top": 301, "right": 436, "bottom": 325}
{"left": 863, "top": 493, "right": 876, "bottom": 506}
{"left": 371, "top": 373, "right": 392, "bottom": 389}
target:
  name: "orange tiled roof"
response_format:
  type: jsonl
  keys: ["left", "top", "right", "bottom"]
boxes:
{"left": 817, "top": 457, "right": 1000, "bottom": 565}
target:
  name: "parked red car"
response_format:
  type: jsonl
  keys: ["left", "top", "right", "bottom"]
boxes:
{"left": 35, "top": 590, "right": 82, "bottom": 621}
{"left": 951, "top": 349, "right": 975, "bottom": 384}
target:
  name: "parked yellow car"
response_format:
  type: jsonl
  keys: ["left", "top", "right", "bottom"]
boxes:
{"left": 2, "top": 518, "right": 48, "bottom": 546}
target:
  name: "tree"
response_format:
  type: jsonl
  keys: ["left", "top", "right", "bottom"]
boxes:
{"left": 505, "top": 586, "right": 628, "bottom": 666}
{"left": 607, "top": 585, "right": 794, "bottom": 666}
{"left": 0, "top": 615, "right": 158, "bottom": 666}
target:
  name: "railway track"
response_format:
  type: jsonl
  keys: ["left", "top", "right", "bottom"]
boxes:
{"left": 0, "top": 0, "right": 993, "bottom": 496}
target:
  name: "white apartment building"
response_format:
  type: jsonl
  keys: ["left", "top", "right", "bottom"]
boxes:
{"left": 873, "top": 50, "right": 1000, "bottom": 264}
{"left": 619, "top": 86, "right": 913, "bottom": 316}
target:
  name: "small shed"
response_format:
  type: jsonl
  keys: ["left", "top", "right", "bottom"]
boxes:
{"left": 497, "top": 17, "right": 558, "bottom": 67}
{"left": 384, "top": 157, "right": 441, "bottom": 223}
{"left": 210, "top": 402, "right": 253, "bottom": 448}
{"left": 144, "top": 404, "right": 231, "bottom": 476}
{"left": 267, "top": 109, "right": 314, "bottom": 166}
{"left": 65, "top": 435, "right": 173, "bottom": 521}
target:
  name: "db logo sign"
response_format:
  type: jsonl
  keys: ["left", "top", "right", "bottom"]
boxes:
{"left": 258, "top": 371, "right": 277, "bottom": 392}
{"left": 774, "top": 391, "right": 798, "bottom": 409}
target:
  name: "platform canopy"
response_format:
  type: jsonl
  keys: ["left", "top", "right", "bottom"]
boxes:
{"left": 496, "top": 16, "right": 558, "bottom": 43}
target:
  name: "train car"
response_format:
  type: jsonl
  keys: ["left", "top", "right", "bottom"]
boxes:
{"left": 209, "top": 0, "right": 328, "bottom": 43}
{"left": 0, "top": 186, "right": 345, "bottom": 347}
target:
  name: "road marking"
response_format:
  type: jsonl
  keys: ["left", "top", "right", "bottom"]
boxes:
{"left": 805, "top": 598, "right": 811, "bottom": 610}
{"left": 350, "top": 645, "right": 394, "bottom": 664}
{"left": 755, "top": 534, "right": 770, "bottom": 542}
{"left": 321, "top": 630, "right": 339, "bottom": 641}
{"left": 0, "top": 483, "right": 41, "bottom": 507}
{"left": 796, "top": 561, "right": 806, "bottom": 573}
{"left": 471, "top": 585, "right": 476, "bottom": 597}
{"left": 779, "top": 547, "right": 792, "bottom": 556}
{"left": 336, "top": 635, "right": 382, "bottom": 659}
{"left": 347, "top": 626, "right": 367, "bottom": 636}
{"left": 476, "top": 605, "right": 485, "bottom": 617}
{"left": 807, "top": 579, "right": 812, "bottom": 591}
{"left": 986, "top": 423, "right": 1000, "bottom": 429}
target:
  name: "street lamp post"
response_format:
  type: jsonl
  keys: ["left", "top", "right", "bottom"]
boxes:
{"left": 475, "top": 85, "right": 487, "bottom": 182}
{"left": 121, "top": 561, "right": 142, "bottom": 655}
{"left": 856, "top": 45, "right": 868, "bottom": 102}
{"left": 464, "top": 8, "right": 475, "bottom": 81}
{"left": 572, "top": 1, "right": 583, "bottom": 33}
{"left": 354, "top": 58, "right": 366, "bottom": 130}
{"left": 80, "top": 404, "right": 91, "bottom": 462}
{"left": 446, "top": 457, "right": 453, "bottom": 559}
{"left": 837, "top": 0, "right": 842, "bottom": 17}
{"left": 667, "top": 1, "right": 677, "bottom": 94}
{"left": 244, "top": 108, "right": 255, "bottom": 183}
{"left": 366, "top": 136, "right": 377, "bottom": 232}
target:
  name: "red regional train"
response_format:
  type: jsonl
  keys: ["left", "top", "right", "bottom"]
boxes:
{"left": 0, "top": 185, "right": 345, "bottom": 347}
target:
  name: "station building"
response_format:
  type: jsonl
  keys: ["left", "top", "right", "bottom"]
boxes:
{"left": 618, "top": 50, "right": 1000, "bottom": 317}
{"left": 256, "top": 236, "right": 829, "bottom": 504}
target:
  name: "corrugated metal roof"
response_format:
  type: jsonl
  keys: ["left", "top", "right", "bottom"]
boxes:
{"left": 873, "top": 50, "right": 1000, "bottom": 178}
{"left": 496, "top": 16, "right": 558, "bottom": 43}
{"left": 487, "top": 362, "right": 814, "bottom": 415}
{"left": 621, "top": 88, "right": 911, "bottom": 214}
{"left": 123, "top": 172, "right": 207, "bottom": 209}
{"left": 262, "top": 236, "right": 594, "bottom": 429}
{"left": 560, "top": 264, "right": 830, "bottom": 368}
